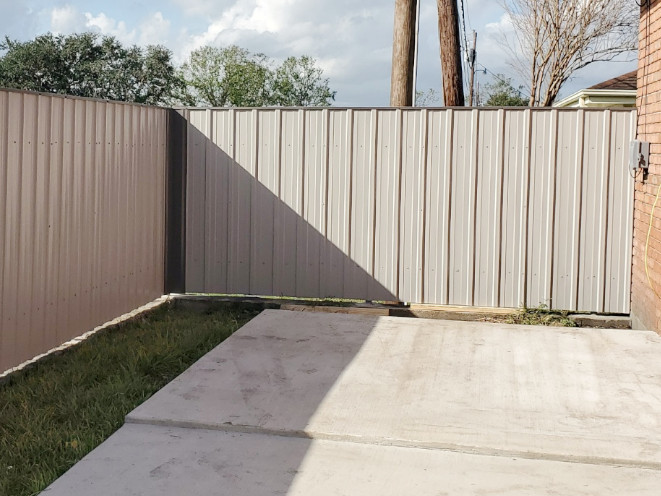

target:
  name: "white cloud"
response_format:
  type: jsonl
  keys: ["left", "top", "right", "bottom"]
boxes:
{"left": 50, "top": 5, "right": 87, "bottom": 34}
{"left": 84, "top": 12, "right": 137, "bottom": 43}
{"left": 137, "top": 12, "right": 172, "bottom": 46}
{"left": 47, "top": 7, "right": 172, "bottom": 48}
{"left": 170, "top": 0, "right": 232, "bottom": 17}
{"left": 485, "top": 13, "right": 513, "bottom": 35}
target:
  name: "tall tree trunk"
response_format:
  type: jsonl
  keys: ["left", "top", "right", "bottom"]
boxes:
{"left": 437, "top": 0, "right": 465, "bottom": 106}
{"left": 390, "top": 0, "right": 417, "bottom": 106}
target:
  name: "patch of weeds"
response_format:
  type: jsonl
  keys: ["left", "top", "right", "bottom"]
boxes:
{"left": 503, "top": 305, "right": 577, "bottom": 327}
{"left": 298, "top": 298, "right": 360, "bottom": 307}
{"left": 0, "top": 303, "right": 259, "bottom": 496}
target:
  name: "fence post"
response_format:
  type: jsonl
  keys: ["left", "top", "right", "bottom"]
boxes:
{"left": 165, "top": 109, "right": 188, "bottom": 294}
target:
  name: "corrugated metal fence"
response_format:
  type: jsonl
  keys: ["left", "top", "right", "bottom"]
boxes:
{"left": 0, "top": 90, "right": 167, "bottom": 373}
{"left": 181, "top": 107, "right": 635, "bottom": 313}
{"left": 0, "top": 99, "right": 637, "bottom": 375}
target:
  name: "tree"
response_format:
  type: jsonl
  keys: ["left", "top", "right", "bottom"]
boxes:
{"left": 498, "top": 0, "right": 638, "bottom": 106}
{"left": 415, "top": 88, "right": 442, "bottom": 106}
{"left": 0, "top": 33, "right": 179, "bottom": 105}
{"left": 272, "top": 56, "right": 335, "bottom": 106}
{"left": 482, "top": 76, "right": 528, "bottom": 106}
{"left": 178, "top": 46, "right": 335, "bottom": 107}
{"left": 176, "top": 45, "right": 272, "bottom": 107}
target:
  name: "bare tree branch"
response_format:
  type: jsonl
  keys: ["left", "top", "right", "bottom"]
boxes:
{"left": 498, "top": 0, "right": 638, "bottom": 106}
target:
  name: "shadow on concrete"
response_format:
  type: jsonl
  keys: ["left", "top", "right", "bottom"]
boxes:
{"left": 45, "top": 310, "right": 385, "bottom": 495}
{"left": 103, "top": 110, "right": 397, "bottom": 494}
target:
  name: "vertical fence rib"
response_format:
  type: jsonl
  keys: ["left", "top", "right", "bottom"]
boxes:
{"left": 420, "top": 109, "right": 429, "bottom": 303}
{"left": 496, "top": 109, "right": 506, "bottom": 307}
{"left": 370, "top": 109, "right": 379, "bottom": 287}
{"left": 547, "top": 109, "right": 560, "bottom": 309}
{"left": 443, "top": 109, "right": 454, "bottom": 305}
{"left": 599, "top": 110, "right": 612, "bottom": 313}
{"left": 469, "top": 109, "right": 480, "bottom": 306}
{"left": 573, "top": 110, "right": 586, "bottom": 311}
{"left": 521, "top": 108, "right": 533, "bottom": 308}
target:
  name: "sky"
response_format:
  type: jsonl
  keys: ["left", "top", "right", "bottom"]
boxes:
{"left": 0, "top": 0, "right": 638, "bottom": 107}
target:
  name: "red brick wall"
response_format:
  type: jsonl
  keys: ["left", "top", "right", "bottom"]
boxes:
{"left": 634, "top": 0, "right": 661, "bottom": 331}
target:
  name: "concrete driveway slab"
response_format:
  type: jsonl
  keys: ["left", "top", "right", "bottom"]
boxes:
{"left": 127, "top": 310, "right": 661, "bottom": 468}
{"left": 41, "top": 423, "right": 661, "bottom": 496}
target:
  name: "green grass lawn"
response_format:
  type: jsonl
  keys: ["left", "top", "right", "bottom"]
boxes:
{"left": 0, "top": 302, "right": 260, "bottom": 496}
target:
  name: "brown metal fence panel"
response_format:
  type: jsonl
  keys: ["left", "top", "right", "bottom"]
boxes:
{"left": 0, "top": 90, "right": 167, "bottom": 374}
{"left": 182, "top": 107, "right": 635, "bottom": 314}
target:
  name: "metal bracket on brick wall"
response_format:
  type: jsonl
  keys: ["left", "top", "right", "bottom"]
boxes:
{"left": 630, "top": 140, "right": 650, "bottom": 171}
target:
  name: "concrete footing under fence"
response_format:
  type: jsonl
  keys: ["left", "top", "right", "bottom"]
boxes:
{"left": 172, "top": 294, "right": 632, "bottom": 329}
{"left": 43, "top": 310, "right": 661, "bottom": 495}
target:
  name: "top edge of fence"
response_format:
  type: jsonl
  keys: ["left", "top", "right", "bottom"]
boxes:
{"left": 172, "top": 105, "right": 636, "bottom": 112}
{"left": 0, "top": 88, "right": 635, "bottom": 114}
{"left": 0, "top": 86, "right": 170, "bottom": 109}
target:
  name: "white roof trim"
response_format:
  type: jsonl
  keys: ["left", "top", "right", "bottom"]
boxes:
{"left": 554, "top": 89, "right": 636, "bottom": 107}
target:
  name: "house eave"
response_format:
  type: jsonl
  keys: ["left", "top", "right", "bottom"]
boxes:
{"left": 553, "top": 89, "right": 636, "bottom": 108}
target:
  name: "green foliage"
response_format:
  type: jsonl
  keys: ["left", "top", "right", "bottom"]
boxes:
{"left": 272, "top": 56, "right": 335, "bottom": 106}
{"left": 0, "top": 303, "right": 259, "bottom": 496}
{"left": 483, "top": 75, "right": 529, "bottom": 107}
{"left": 176, "top": 45, "right": 272, "bottom": 107}
{"left": 0, "top": 34, "right": 334, "bottom": 108}
{"left": 177, "top": 46, "right": 335, "bottom": 107}
{"left": 0, "top": 32, "right": 179, "bottom": 105}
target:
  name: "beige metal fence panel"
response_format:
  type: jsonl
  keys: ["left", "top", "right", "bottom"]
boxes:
{"left": 272, "top": 109, "right": 301, "bottom": 296}
{"left": 399, "top": 109, "right": 426, "bottom": 303}
{"left": 526, "top": 110, "right": 557, "bottom": 309}
{"left": 578, "top": 111, "right": 610, "bottom": 312}
{"left": 424, "top": 109, "right": 453, "bottom": 305}
{"left": 374, "top": 110, "right": 401, "bottom": 300}
{"left": 184, "top": 107, "right": 635, "bottom": 313}
{"left": 184, "top": 109, "right": 207, "bottom": 292}
{"left": 553, "top": 110, "right": 583, "bottom": 311}
{"left": 448, "top": 109, "right": 479, "bottom": 305}
{"left": 499, "top": 109, "right": 530, "bottom": 308}
{"left": 606, "top": 111, "right": 636, "bottom": 313}
{"left": 324, "top": 110, "right": 351, "bottom": 298}
{"left": 251, "top": 109, "right": 278, "bottom": 296}
{"left": 301, "top": 109, "right": 329, "bottom": 297}
{"left": 229, "top": 110, "right": 256, "bottom": 294}
{"left": 348, "top": 109, "right": 375, "bottom": 298}
{"left": 0, "top": 90, "right": 166, "bottom": 374}
{"left": 474, "top": 109, "right": 505, "bottom": 307}
{"left": 207, "top": 109, "right": 232, "bottom": 294}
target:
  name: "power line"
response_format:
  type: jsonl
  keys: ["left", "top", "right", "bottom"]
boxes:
{"left": 459, "top": 0, "right": 470, "bottom": 99}
{"left": 459, "top": 0, "right": 469, "bottom": 57}
{"left": 476, "top": 63, "right": 526, "bottom": 97}
{"left": 464, "top": 0, "right": 473, "bottom": 32}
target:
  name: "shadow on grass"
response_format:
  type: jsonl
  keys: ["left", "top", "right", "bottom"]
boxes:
{"left": 0, "top": 302, "right": 260, "bottom": 496}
